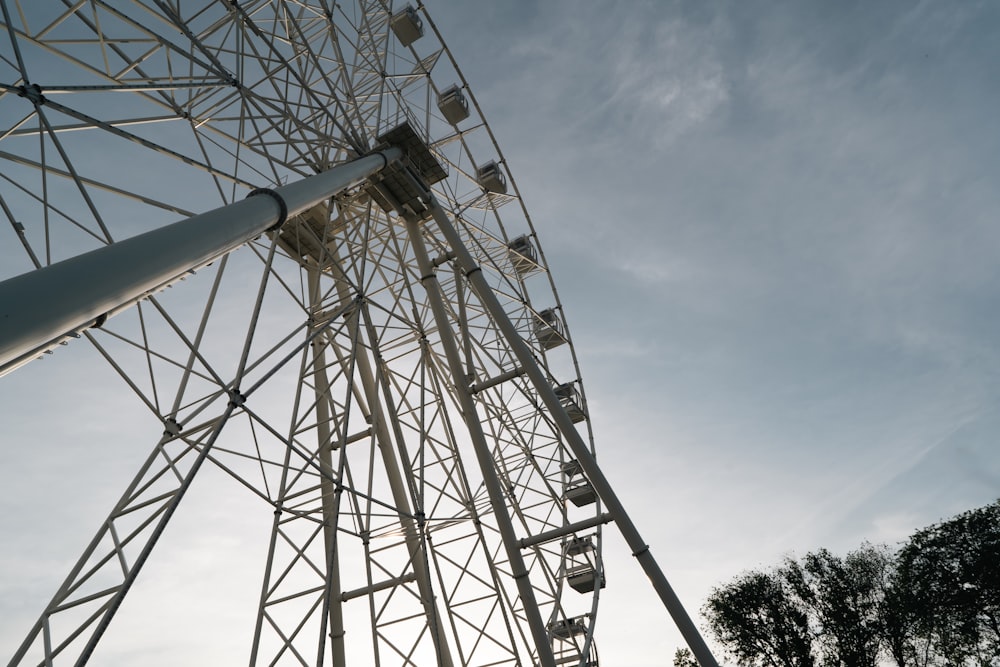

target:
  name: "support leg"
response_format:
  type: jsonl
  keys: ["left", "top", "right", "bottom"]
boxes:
{"left": 403, "top": 216, "right": 558, "bottom": 667}
{"left": 425, "top": 200, "right": 721, "bottom": 667}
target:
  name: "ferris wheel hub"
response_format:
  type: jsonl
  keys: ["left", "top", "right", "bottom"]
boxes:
{"left": 364, "top": 122, "right": 449, "bottom": 222}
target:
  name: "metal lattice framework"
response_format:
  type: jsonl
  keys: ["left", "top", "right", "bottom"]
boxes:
{"left": 1, "top": 2, "right": 726, "bottom": 666}
{"left": 0, "top": 2, "right": 607, "bottom": 665}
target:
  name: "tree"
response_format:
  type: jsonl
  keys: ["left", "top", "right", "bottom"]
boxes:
{"left": 782, "top": 546, "right": 890, "bottom": 667}
{"left": 702, "top": 501, "right": 1000, "bottom": 667}
{"left": 705, "top": 546, "right": 894, "bottom": 666}
{"left": 703, "top": 569, "right": 815, "bottom": 666}
{"left": 892, "top": 500, "right": 1000, "bottom": 666}
{"left": 674, "top": 647, "right": 699, "bottom": 667}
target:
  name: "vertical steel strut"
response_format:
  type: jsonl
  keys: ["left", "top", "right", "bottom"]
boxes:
{"left": 306, "top": 261, "right": 349, "bottom": 667}
{"left": 322, "top": 234, "right": 457, "bottom": 667}
{"left": 422, "top": 200, "right": 722, "bottom": 667}
{"left": 402, "top": 216, "right": 559, "bottom": 667}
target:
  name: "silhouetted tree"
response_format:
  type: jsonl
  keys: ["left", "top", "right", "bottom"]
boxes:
{"left": 702, "top": 501, "right": 1000, "bottom": 667}
{"left": 704, "top": 569, "right": 815, "bottom": 666}
{"left": 781, "top": 546, "right": 890, "bottom": 666}
{"left": 674, "top": 647, "right": 699, "bottom": 667}
{"left": 892, "top": 500, "right": 1000, "bottom": 665}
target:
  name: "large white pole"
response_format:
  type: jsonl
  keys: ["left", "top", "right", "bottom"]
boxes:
{"left": 0, "top": 149, "right": 402, "bottom": 375}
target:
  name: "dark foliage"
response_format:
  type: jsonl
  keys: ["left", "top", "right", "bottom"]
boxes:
{"left": 704, "top": 569, "right": 814, "bottom": 666}
{"left": 702, "top": 500, "right": 1000, "bottom": 667}
{"left": 892, "top": 502, "right": 1000, "bottom": 665}
{"left": 674, "top": 647, "right": 699, "bottom": 667}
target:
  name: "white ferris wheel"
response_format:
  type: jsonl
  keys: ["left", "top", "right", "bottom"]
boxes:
{"left": 0, "top": 2, "right": 718, "bottom": 666}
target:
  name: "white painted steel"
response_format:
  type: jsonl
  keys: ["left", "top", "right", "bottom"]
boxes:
{"left": 0, "top": 3, "right": 611, "bottom": 666}
{"left": 403, "top": 215, "right": 557, "bottom": 667}
{"left": 0, "top": 150, "right": 400, "bottom": 375}
{"left": 427, "top": 201, "right": 722, "bottom": 667}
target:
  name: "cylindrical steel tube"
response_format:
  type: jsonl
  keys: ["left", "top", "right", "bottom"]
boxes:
{"left": 0, "top": 149, "right": 401, "bottom": 373}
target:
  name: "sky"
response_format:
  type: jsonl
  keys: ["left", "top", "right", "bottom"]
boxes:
{"left": 429, "top": 0, "right": 1000, "bottom": 662}
{"left": 2, "top": 1, "right": 1000, "bottom": 666}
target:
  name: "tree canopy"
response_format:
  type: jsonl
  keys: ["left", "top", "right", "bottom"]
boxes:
{"left": 702, "top": 500, "right": 1000, "bottom": 667}
{"left": 674, "top": 648, "right": 700, "bottom": 667}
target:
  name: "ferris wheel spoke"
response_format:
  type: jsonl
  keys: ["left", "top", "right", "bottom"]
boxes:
{"left": 0, "top": 191, "right": 42, "bottom": 269}
{"left": 147, "top": 0, "right": 239, "bottom": 80}
{"left": 47, "top": 3, "right": 222, "bottom": 117}
{"left": 0, "top": 2, "right": 28, "bottom": 81}
{"left": 45, "top": 95, "right": 258, "bottom": 189}
{"left": 228, "top": 239, "right": 280, "bottom": 384}
{"left": 332, "top": 4, "right": 389, "bottom": 134}
{"left": 319, "top": 9, "right": 372, "bottom": 149}
{"left": 234, "top": 76, "right": 330, "bottom": 173}
{"left": 166, "top": 252, "right": 232, "bottom": 416}
{"left": 82, "top": 329, "right": 166, "bottom": 419}
{"left": 134, "top": 302, "right": 164, "bottom": 412}
{"left": 0, "top": 150, "right": 195, "bottom": 221}
{"left": 276, "top": 0, "right": 368, "bottom": 151}
{"left": 230, "top": 2, "right": 363, "bottom": 158}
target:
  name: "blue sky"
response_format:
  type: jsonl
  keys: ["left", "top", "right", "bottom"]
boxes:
{"left": 2, "top": 2, "right": 1000, "bottom": 666}
{"left": 431, "top": 0, "right": 1000, "bottom": 662}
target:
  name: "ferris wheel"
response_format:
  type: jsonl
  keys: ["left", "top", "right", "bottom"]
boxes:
{"left": 0, "top": 2, "right": 718, "bottom": 666}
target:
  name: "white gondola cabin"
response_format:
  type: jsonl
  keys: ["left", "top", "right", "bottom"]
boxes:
{"left": 547, "top": 615, "right": 587, "bottom": 640}
{"left": 476, "top": 160, "right": 507, "bottom": 194}
{"left": 389, "top": 5, "right": 423, "bottom": 46}
{"left": 561, "top": 460, "right": 597, "bottom": 507}
{"left": 437, "top": 84, "right": 470, "bottom": 125}
{"left": 554, "top": 381, "right": 586, "bottom": 423}
{"left": 564, "top": 536, "right": 605, "bottom": 594}
{"left": 534, "top": 308, "right": 566, "bottom": 349}
{"left": 507, "top": 235, "right": 538, "bottom": 274}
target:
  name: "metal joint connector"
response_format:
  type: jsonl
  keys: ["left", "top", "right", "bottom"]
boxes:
{"left": 245, "top": 188, "right": 288, "bottom": 230}
{"left": 18, "top": 83, "right": 45, "bottom": 105}
{"left": 228, "top": 389, "right": 246, "bottom": 407}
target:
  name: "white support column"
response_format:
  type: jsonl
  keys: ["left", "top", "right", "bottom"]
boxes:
{"left": 424, "top": 200, "right": 722, "bottom": 667}
{"left": 325, "top": 245, "right": 457, "bottom": 667}
{"left": 402, "top": 216, "right": 558, "bottom": 667}
{"left": 0, "top": 148, "right": 402, "bottom": 375}
{"left": 307, "top": 261, "right": 348, "bottom": 667}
